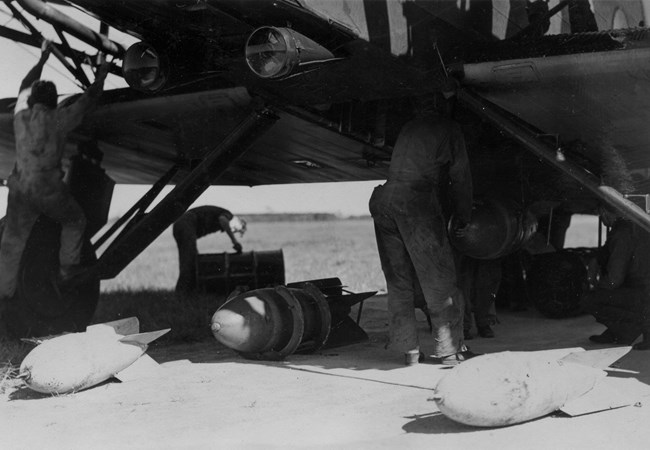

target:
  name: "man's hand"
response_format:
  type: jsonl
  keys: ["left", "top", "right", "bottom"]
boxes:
{"left": 20, "top": 40, "right": 52, "bottom": 91}
{"left": 452, "top": 221, "right": 470, "bottom": 238}
{"left": 95, "top": 61, "right": 110, "bottom": 83}
{"left": 40, "top": 40, "right": 52, "bottom": 62}
{"left": 87, "top": 61, "right": 110, "bottom": 96}
{"left": 233, "top": 242, "right": 243, "bottom": 254}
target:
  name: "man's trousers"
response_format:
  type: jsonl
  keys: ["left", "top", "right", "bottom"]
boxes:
{"left": 370, "top": 186, "right": 463, "bottom": 358}
{"left": 0, "top": 175, "right": 85, "bottom": 299}
{"left": 582, "top": 286, "right": 649, "bottom": 342}
{"left": 173, "top": 220, "right": 199, "bottom": 294}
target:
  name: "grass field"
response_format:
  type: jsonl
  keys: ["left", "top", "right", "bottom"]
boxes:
{"left": 102, "top": 218, "right": 387, "bottom": 294}
{"left": 102, "top": 214, "right": 601, "bottom": 294}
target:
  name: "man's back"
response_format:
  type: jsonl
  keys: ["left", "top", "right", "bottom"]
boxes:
{"left": 180, "top": 206, "right": 233, "bottom": 238}
{"left": 14, "top": 78, "right": 103, "bottom": 184}
{"left": 14, "top": 104, "right": 63, "bottom": 179}
{"left": 381, "top": 114, "right": 472, "bottom": 223}
{"left": 387, "top": 115, "right": 455, "bottom": 187}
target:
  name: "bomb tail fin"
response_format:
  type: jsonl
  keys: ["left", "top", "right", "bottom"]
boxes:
{"left": 119, "top": 328, "right": 171, "bottom": 346}
{"left": 87, "top": 317, "right": 140, "bottom": 335}
{"left": 560, "top": 346, "right": 632, "bottom": 369}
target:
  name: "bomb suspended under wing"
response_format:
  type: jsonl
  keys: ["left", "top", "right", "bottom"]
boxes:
{"left": 19, "top": 317, "right": 170, "bottom": 394}
{"left": 433, "top": 347, "right": 632, "bottom": 427}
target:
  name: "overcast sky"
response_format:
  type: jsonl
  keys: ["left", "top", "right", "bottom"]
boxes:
{"left": 0, "top": 4, "right": 381, "bottom": 217}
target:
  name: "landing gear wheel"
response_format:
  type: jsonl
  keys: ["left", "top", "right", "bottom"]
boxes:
{"left": 5, "top": 216, "right": 99, "bottom": 337}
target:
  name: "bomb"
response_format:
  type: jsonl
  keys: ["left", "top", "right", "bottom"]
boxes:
{"left": 19, "top": 317, "right": 169, "bottom": 394}
{"left": 211, "top": 278, "right": 375, "bottom": 360}
{"left": 432, "top": 347, "right": 632, "bottom": 427}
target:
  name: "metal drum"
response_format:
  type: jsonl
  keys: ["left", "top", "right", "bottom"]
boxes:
{"left": 196, "top": 250, "right": 285, "bottom": 293}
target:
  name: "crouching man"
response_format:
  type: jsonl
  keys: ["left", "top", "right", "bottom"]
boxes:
{"left": 582, "top": 204, "right": 650, "bottom": 348}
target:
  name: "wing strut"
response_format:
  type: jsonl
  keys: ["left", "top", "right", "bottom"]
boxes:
{"left": 0, "top": 23, "right": 107, "bottom": 78}
{"left": 91, "top": 163, "right": 181, "bottom": 251}
{"left": 14, "top": 0, "right": 123, "bottom": 56}
{"left": 82, "top": 107, "right": 279, "bottom": 283}
{"left": 5, "top": 1, "right": 90, "bottom": 87}
{"left": 3, "top": 1, "right": 122, "bottom": 86}
{"left": 457, "top": 88, "right": 650, "bottom": 233}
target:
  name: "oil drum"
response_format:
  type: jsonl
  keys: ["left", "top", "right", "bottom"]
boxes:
{"left": 527, "top": 248, "right": 597, "bottom": 318}
{"left": 196, "top": 250, "right": 285, "bottom": 293}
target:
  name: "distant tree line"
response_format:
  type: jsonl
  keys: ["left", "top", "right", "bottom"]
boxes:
{"left": 240, "top": 213, "right": 371, "bottom": 222}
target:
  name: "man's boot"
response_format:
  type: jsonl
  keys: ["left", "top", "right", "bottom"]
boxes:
{"left": 589, "top": 328, "right": 616, "bottom": 344}
{"left": 477, "top": 324, "right": 494, "bottom": 338}
{"left": 633, "top": 332, "right": 650, "bottom": 350}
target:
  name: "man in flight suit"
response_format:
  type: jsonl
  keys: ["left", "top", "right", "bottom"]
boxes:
{"left": 173, "top": 205, "right": 246, "bottom": 294}
{"left": 582, "top": 204, "right": 650, "bottom": 346}
{"left": 369, "top": 95, "right": 475, "bottom": 365}
{"left": 0, "top": 41, "right": 109, "bottom": 304}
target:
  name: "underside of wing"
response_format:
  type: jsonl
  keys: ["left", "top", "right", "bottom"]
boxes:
{"left": 461, "top": 29, "right": 650, "bottom": 195}
{"left": 0, "top": 85, "right": 389, "bottom": 185}
{"left": 2, "top": 0, "right": 649, "bottom": 202}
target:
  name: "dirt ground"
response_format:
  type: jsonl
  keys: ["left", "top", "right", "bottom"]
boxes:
{"left": 3, "top": 295, "right": 650, "bottom": 450}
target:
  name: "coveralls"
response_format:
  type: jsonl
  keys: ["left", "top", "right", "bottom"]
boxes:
{"left": 369, "top": 114, "right": 473, "bottom": 358}
{"left": 0, "top": 62, "right": 103, "bottom": 299}
{"left": 581, "top": 219, "right": 650, "bottom": 343}
{"left": 173, "top": 206, "right": 238, "bottom": 293}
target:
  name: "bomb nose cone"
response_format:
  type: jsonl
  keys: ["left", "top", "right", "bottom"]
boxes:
{"left": 211, "top": 295, "right": 278, "bottom": 353}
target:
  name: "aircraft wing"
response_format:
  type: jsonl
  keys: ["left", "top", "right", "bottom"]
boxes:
{"left": 1, "top": 0, "right": 442, "bottom": 186}
{"left": 0, "top": 86, "right": 388, "bottom": 185}
{"left": 1, "top": 0, "right": 649, "bottom": 198}
{"left": 460, "top": 29, "right": 650, "bottom": 195}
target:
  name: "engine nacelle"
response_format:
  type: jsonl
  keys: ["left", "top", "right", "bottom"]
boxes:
{"left": 122, "top": 42, "right": 168, "bottom": 92}
{"left": 245, "top": 27, "right": 335, "bottom": 79}
{"left": 448, "top": 198, "right": 538, "bottom": 259}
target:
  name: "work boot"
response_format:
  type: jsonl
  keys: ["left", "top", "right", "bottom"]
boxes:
{"left": 589, "top": 329, "right": 616, "bottom": 344}
{"left": 463, "top": 328, "right": 473, "bottom": 340}
{"left": 404, "top": 350, "right": 425, "bottom": 366}
{"left": 431, "top": 350, "right": 482, "bottom": 366}
{"left": 477, "top": 324, "right": 495, "bottom": 338}
{"left": 633, "top": 333, "right": 650, "bottom": 350}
